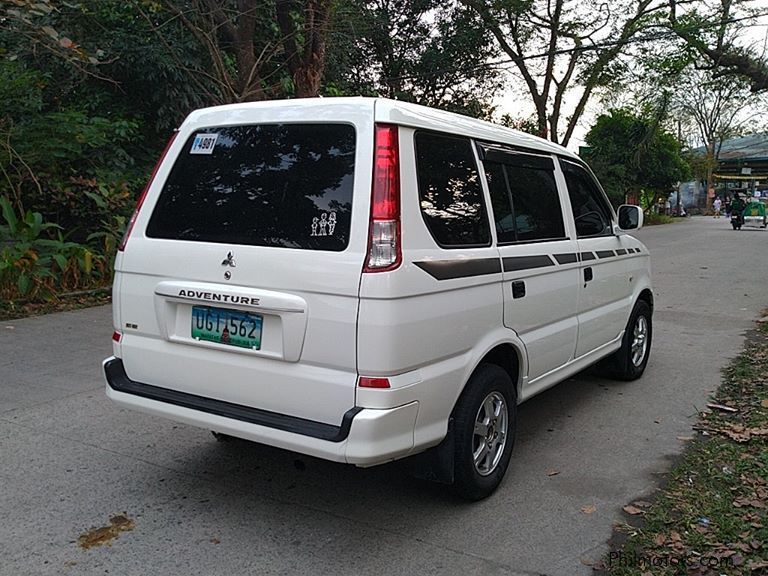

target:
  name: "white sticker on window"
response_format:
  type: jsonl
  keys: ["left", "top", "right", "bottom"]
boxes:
{"left": 311, "top": 212, "right": 337, "bottom": 236}
{"left": 190, "top": 133, "right": 219, "bottom": 155}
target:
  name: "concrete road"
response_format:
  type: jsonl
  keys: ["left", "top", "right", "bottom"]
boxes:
{"left": 1, "top": 216, "right": 766, "bottom": 576}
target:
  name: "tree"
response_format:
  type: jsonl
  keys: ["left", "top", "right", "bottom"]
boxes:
{"left": 670, "top": 68, "right": 766, "bottom": 202}
{"left": 325, "top": 0, "right": 502, "bottom": 118}
{"left": 136, "top": 0, "right": 335, "bottom": 103}
{"left": 498, "top": 114, "right": 540, "bottom": 135}
{"left": 584, "top": 108, "right": 690, "bottom": 207}
{"left": 460, "top": 0, "right": 665, "bottom": 145}
{"left": 0, "top": 1, "right": 150, "bottom": 233}
{"left": 0, "top": 0, "right": 113, "bottom": 83}
{"left": 666, "top": 0, "right": 768, "bottom": 93}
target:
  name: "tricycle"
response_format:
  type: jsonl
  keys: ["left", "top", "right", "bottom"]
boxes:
{"left": 740, "top": 198, "right": 767, "bottom": 229}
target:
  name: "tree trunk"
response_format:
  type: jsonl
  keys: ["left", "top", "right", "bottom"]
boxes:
{"left": 277, "top": 0, "right": 333, "bottom": 98}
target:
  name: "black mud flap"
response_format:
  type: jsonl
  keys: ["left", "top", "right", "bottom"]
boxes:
{"left": 406, "top": 419, "right": 455, "bottom": 485}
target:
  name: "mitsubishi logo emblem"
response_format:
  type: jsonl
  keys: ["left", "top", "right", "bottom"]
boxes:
{"left": 221, "top": 251, "right": 236, "bottom": 267}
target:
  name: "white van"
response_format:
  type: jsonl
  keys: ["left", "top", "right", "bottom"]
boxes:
{"left": 104, "top": 97, "right": 652, "bottom": 500}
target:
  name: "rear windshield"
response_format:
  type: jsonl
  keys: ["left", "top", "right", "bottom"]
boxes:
{"left": 146, "top": 124, "right": 355, "bottom": 250}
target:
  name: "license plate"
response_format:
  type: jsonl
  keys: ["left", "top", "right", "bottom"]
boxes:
{"left": 191, "top": 306, "right": 262, "bottom": 350}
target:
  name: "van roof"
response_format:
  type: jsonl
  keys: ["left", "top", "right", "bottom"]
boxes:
{"left": 182, "top": 97, "right": 577, "bottom": 160}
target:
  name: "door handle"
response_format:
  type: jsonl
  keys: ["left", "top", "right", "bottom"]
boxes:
{"left": 584, "top": 267, "right": 593, "bottom": 284}
{"left": 511, "top": 280, "right": 526, "bottom": 299}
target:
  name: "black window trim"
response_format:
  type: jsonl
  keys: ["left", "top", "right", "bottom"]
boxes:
{"left": 476, "top": 142, "right": 556, "bottom": 171}
{"left": 496, "top": 235, "right": 571, "bottom": 247}
{"left": 558, "top": 156, "right": 616, "bottom": 239}
{"left": 499, "top": 162, "right": 518, "bottom": 241}
{"left": 413, "top": 129, "right": 493, "bottom": 250}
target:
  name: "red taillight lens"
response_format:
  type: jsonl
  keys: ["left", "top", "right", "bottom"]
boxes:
{"left": 112, "top": 330, "right": 122, "bottom": 343}
{"left": 358, "top": 377, "right": 391, "bottom": 389}
{"left": 364, "top": 124, "right": 401, "bottom": 272}
{"left": 118, "top": 131, "right": 178, "bottom": 252}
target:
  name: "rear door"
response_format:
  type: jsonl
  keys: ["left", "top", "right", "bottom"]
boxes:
{"left": 479, "top": 145, "right": 579, "bottom": 381}
{"left": 116, "top": 105, "right": 373, "bottom": 426}
{"left": 559, "top": 159, "right": 631, "bottom": 358}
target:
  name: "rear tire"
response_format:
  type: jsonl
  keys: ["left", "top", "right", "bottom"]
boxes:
{"left": 451, "top": 364, "right": 517, "bottom": 501}
{"left": 604, "top": 300, "right": 652, "bottom": 381}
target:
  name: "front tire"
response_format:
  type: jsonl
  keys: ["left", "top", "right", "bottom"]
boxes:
{"left": 606, "top": 300, "right": 652, "bottom": 381}
{"left": 452, "top": 364, "right": 517, "bottom": 501}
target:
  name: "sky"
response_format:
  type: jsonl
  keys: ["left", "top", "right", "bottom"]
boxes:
{"left": 491, "top": 5, "right": 768, "bottom": 153}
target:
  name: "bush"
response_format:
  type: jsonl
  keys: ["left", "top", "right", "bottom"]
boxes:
{"left": 643, "top": 213, "right": 675, "bottom": 225}
{"left": 0, "top": 197, "right": 108, "bottom": 302}
{"left": 0, "top": 60, "right": 144, "bottom": 242}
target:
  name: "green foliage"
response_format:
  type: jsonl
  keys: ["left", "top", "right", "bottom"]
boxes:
{"left": 0, "top": 63, "right": 44, "bottom": 116}
{"left": 499, "top": 114, "right": 540, "bottom": 135}
{"left": 0, "top": 59, "right": 143, "bottom": 241}
{"left": 0, "top": 197, "right": 107, "bottom": 301}
{"left": 584, "top": 109, "right": 691, "bottom": 206}
{"left": 326, "top": 0, "right": 501, "bottom": 118}
{"left": 642, "top": 213, "right": 675, "bottom": 226}
{"left": 62, "top": 0, "right": 212, "bottom": 131}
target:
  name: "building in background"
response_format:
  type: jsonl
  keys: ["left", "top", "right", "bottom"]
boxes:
{"left": 679, "top": 133, "right": 768, "bottom": 212}
{"left": 695, "top": 133, "right": 768, "bottom": 199}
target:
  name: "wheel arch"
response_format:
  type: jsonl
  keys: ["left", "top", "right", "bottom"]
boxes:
{"left": 638, "top": 288, "right": 654, "bottom": 313}
{"left": 478, "top": 343, "right": 523, "bottom": 401}
{"left": 452, "top": 336, "right": 526, "bottom": 416}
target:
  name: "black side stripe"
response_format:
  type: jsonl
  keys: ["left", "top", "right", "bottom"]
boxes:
{"left": 414, "top": 258, "right": 502, "bottom": 280}
{"left": 503, "top": 255, "right": 555, "bottom": 271}
{"left": 413, "top": 248, "right": 641, "bottom": 281}
{"left": 553, "top": 253, "right": 578, "bottom": 265}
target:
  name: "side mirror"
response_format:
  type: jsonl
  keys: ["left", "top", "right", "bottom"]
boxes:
{"left": 617, "top": 204, "right": 643, "bottom": 231}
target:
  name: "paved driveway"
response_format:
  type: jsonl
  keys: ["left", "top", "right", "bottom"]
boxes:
{"left": 2, "top": 216, "right": 766, "bottom": 576}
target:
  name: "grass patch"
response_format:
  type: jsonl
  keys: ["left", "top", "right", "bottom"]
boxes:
{"left": 602, "top": 319, "right": 768, "bottom": 575}
{"left": 643, "top": 213, "right": 677, "bottom": 226}
{"left": 0, "top": 288, "right": 111, "bottom": 321}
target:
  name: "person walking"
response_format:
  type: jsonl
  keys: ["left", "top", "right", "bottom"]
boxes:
{"left": 713, "top": 196, "right": 722, "bottom": 218}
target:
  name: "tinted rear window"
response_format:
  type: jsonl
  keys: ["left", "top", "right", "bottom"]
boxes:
{"left": 146, "top": 124, "right": 355, "bottom": 250}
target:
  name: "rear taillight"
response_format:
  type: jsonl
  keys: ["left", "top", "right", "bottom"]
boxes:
{"left": 112, "top": 330, "right": 122, "bottom": 343}
{"left": 364, "top": 124, "right": 401, "bottom": 272}
{"left": 118, "top": 131, "right": 178, "bottom": 252}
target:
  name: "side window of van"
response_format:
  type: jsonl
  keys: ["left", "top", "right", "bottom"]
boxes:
{"left": 414, "top": 132, "right": 491, "bottom": 247}
{"left": 482, "top": 151, "right": 566, "bottom": 244}
{"left": 561, "top": 160, "right": 613, "bottom": 237}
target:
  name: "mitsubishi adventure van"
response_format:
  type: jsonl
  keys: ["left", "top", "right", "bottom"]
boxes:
{"left": 104, "top": 98, "right": 652, "bottom": 500}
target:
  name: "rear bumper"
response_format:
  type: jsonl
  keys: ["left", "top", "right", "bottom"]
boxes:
{"left": 103, "top": 357, "right": 418, "bottom": 466}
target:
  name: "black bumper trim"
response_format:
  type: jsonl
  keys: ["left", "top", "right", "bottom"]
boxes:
{"left": 104, "top": 358, "right": 361, "bottom": 443}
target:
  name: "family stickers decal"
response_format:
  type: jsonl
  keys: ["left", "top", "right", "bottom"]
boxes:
{"left": 311, "top": 212, "right": 337, "bottom": 236}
